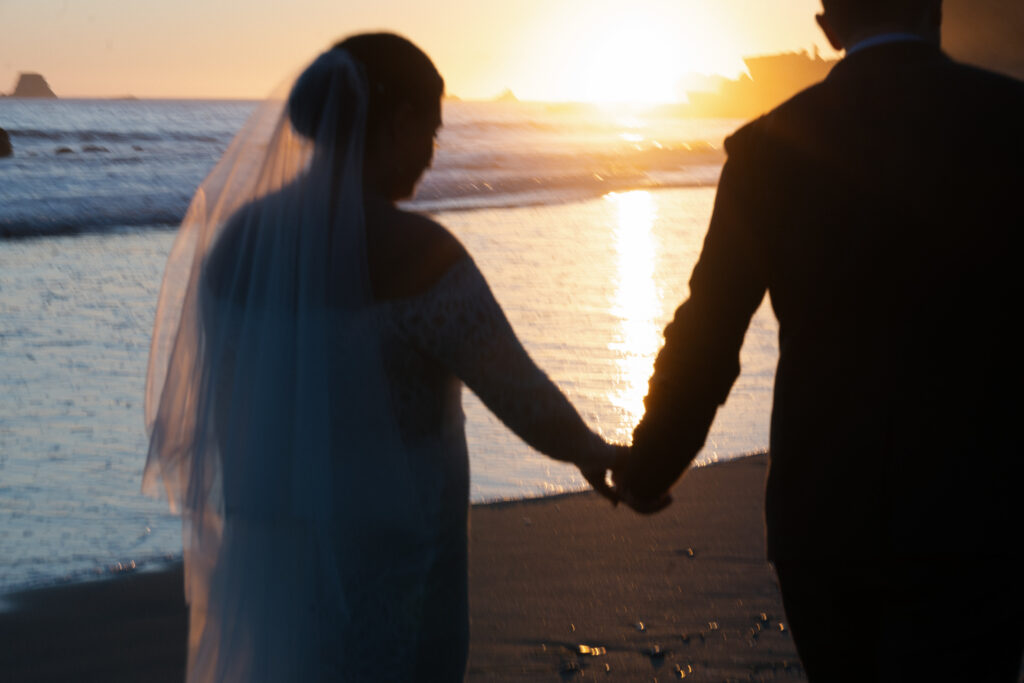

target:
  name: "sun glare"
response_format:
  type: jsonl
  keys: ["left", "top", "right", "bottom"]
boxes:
{"left": 514, "top": 2, "right": 749, "bottom": 105}
{"left": 572, "top": 12, "right": 678, "bottom": 104}
{"left": 607, "top": 191, "right": 662, "bottom": 425}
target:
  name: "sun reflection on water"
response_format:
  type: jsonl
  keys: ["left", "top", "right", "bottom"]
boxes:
{"left": 606, "top": 190, "right": 663, "bottom": 431}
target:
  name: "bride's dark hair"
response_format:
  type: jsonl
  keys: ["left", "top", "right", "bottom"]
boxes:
{"left": 288, "top": 32, "right": 444, "bottom": 141}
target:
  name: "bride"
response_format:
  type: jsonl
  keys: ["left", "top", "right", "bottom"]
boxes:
{"left": 143, "top": 33, "right": 621, "bottom": 681}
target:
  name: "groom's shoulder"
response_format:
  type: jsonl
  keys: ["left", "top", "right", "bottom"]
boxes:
{"left": 723, "top": 117, "right": 765, "bottom": 158}
{"left": 942, "top": 57, "right": 1024, "bottom": 112}
{"left": 943, "top": 51, "right": 1024, "bottom": 87}
{"left": 723, "top": 79, "right": 832, "bottom": 159}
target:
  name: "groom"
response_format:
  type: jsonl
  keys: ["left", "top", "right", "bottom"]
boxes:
{"left": 615, "top": 0, "right": 1024, "bottom": 679}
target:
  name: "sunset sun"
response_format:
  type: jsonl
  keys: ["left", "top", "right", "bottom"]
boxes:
{"left": 511, "top": 2, "right": 751, "bottom": 105}
{"left": 573, "top": 13, "right": 680, "bottom": 104}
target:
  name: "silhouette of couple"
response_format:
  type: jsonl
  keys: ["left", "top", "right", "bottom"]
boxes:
{"left": 145, "top": 0, "right": 1023, "bottom": 680}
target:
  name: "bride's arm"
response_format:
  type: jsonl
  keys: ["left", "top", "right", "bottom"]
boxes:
{"left": 395, "top": 254, "right": 620, "bottom": 486}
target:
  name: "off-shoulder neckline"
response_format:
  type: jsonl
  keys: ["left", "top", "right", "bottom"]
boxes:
{"left": 376, "top": 253, "right": 477, "bottom": 305}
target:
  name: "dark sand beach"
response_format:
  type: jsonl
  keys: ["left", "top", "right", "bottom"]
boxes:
{"left": 464, "top": 454, "right": 802, "bottom": 682}
{"left": 7, "top": 452, "right": 1010, "bottom": 682}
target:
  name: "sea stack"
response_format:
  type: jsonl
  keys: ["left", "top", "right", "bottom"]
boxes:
{"left": 11, "top": 73, "right": 58, "bottom": 98}
{"left": 0, "top": 128, "right": 11, "bottom": 158}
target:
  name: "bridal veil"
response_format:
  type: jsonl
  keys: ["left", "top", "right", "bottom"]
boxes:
{"left": 143, "top": 49, "right": 437, "bottom": 680}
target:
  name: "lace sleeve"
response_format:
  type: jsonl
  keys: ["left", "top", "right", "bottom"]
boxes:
{"left": 392, "top": 256, "right": 606, "bottom": 463}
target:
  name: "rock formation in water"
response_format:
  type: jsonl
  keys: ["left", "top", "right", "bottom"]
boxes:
{"left": 683, "top": 0, "right": 1024, "bottom": 119}
{"left": 0, "top": 128, "right": 12, "bottom": 158}
{"left": 684, "top": 49, "right": 838, "bottom": 118}
{"left": 11, "top": 73, "right": 58, "bottom": 98}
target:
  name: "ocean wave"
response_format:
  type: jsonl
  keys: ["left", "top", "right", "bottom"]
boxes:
{"left": 409, "top": 169, "right": 722, "bottom": 213}
{"left": 0, "top": 216, "right": 180, "bottom": 239}
{"left": 453, "top": 119, "right": 560, "bottom": 133}
{"left": 0, "top": 199, "right": 187, "bottom": 238}
{"left": 1, "top": 99, "right": 732, "bottom": 239}
{"left": 1, "top": 164, "right": 724, "bottom": 238}
{"left": 5, "top": 128, "right": 227, "bottom": 145}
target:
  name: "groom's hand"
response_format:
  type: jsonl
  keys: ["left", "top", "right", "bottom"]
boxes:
{"left": 616, "top": 487, "right": 673, "bottom": 515}
{"left": 611, "top": 451, "right": 673, "bottom": 515}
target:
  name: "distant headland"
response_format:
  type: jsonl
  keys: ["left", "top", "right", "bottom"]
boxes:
{"left": 683, "top": 49, "right": 838, "bottom": 118}
{"left": 3, "top": 73, "right": 58, "bottom": 98}
{"left": 494, "top": 88, "right": 519, "bottom": 103}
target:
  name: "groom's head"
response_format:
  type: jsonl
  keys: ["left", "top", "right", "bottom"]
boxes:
{"left": 817, "top": 0, "right": 942, "bottom": 51}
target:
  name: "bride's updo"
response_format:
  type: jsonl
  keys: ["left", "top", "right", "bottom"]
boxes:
{"left": 288, "top": 32, "right": 444, "bottom": 142}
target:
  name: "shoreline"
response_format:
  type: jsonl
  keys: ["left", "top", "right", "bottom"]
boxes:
{"left": 0, "top": 454, "right": 814, "bottom": 682}
{"left": 0, "top": 451, "right": 765, "bottom": 602}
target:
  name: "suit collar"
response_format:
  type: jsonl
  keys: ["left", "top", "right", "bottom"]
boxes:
{"left": 845, "top": 33, "right": 930, "bottom": 57}
{"left": 826, "top": 40, "right": 946, "bottom": 82}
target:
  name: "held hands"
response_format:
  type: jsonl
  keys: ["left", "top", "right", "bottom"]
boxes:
{"left": 613, "top": 463, "right": 673, "bottom": 515}
{"left": 576, "top": 442, "right": 673, "bottom": 514}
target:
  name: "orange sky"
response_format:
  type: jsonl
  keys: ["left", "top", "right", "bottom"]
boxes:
{"left": 1, "top": 0, "right": 837, "bottom": 101}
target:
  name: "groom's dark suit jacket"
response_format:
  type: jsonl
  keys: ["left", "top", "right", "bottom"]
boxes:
{"left": 625, "top": 41, "right": 1024, "bottom": 561}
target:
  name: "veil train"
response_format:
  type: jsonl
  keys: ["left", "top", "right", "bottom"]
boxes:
{"left": 144, "top": 49, "right": 437, "bottom": 680}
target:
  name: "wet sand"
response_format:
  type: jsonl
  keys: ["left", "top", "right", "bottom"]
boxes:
{"left": 465, "top": 453, "right": 805, "bottom": 682}
{"left": 0, "top": 454, "right": 806, "bottom": 681}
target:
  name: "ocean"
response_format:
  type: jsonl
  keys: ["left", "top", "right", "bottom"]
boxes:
{"left": 0, "top": 99, "right": 777, "bottom": 594}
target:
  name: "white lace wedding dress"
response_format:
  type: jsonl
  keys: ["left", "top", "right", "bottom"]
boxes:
{"left": 194, "top": 238, "right": 606, "bottom": 681}
{"left": 346, "top": 254, "right": 608, "bottom": 679}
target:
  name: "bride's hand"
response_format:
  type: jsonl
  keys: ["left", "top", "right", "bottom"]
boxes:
{"left": 577, "top": 443, "right": 629, "bottom": 505}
